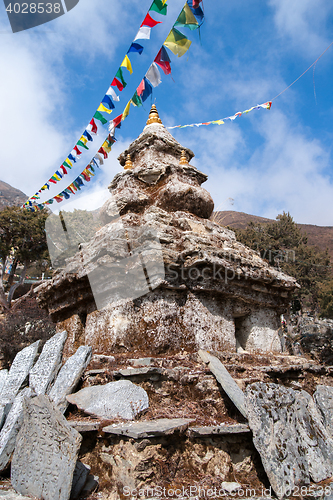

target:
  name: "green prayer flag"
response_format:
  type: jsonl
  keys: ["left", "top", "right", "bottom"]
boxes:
{"left": 93, "top": 111, "right": 108, "bottom": 125}
{"left": 150, "top": 0, "right": 167, "bottom": 15}
{"left": 63, "top": 161, "right": 73, "bottom": 168}
{"left": 76, "top": 141, "right": 89, "bottom": 150}
{"left": 131, "top": 91, "right": 143, "bottom": 107}
{"left": 115, "top": 67, "right": 127, "bottom": 88}
{"left": 164, "top": 28, "right": 192, "bottom": 57}
{"left": 174, "top": 3, "right": 198, "bottom": 30}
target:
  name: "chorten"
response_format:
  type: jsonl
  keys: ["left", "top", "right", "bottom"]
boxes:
{"left": 36, "top": 105, "right": 298, "bottom": 357}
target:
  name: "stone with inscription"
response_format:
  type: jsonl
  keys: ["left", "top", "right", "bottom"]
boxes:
{"left": 0, "top": 341, "right": 39, "bottom": 429}
{"left": 0, "top": 388, "right": 32, "bottom": 472}
{"left": 29, "top": 331, "right": 67, "bottom": 395}
{"left": 0, "top": 370, "right": 8, "bottom": 394}
{"left": 313, "top": 385, "right": 333, "bottom": 437}
{"left": 245, "top": 382, "right": 333, "bottom": 499}
{"left": 102, "top": 418, "right": 194, "bottom": 438}
{"left": 11, "top": 395, "right": 82, "bottom": 500}
{"left": 49, "top": 346, "right": 92, "bottom": 413}
{"left": 66, "top": 380, "right": 149, "bottom": 420}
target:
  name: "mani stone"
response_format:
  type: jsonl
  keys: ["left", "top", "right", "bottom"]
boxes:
{"left": 198, "top": 350, "right": 247, "bottom": 418}
{"left": 29, "top": 331, "right": 67, "bottom": 395}
{"left": 0, "top": 341, "right": 39, "bottom": 429}
{"left": 49, "top": 345, "right": 92, "bottom": 413}
{"left": 102, "top": 418, "right": 194, "bottom": 438}
{"left": 0, "top": 388, "right": 32, "bottom": 472}
{"left": 245, "top": 382, "right": 333, "bottom": 499}
{"left": 313, "top": 385, "right": 333, "bottom": 437}
{"left": 66, "top": 379, "right": 149, "bottom": 420}
{"left": 11, "top": 395, "right": 82, "bottom": 500}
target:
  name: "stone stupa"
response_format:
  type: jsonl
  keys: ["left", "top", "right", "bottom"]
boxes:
{"left": 36, "top": 105, "right": 298, "bottom": 357}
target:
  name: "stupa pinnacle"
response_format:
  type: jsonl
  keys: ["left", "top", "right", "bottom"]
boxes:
{"left": 144, "top": 103, "right": 163, "bottom": 128}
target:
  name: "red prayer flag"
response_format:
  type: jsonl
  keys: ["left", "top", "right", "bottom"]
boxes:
{"left": 48, "top": 178, "right": 57, "bottom": 184}
{"left": 137, "top": 79, "right": 145, "bottom": 96}
{"left": 154, "top": 47, "right": 171, "bottom": 75}
{"left": 111, "top": 77, "right": 124, "bottom": 91}
{"left": 141, "top": 13, "right": 161, "bottom": 27}
{"left": 81, "top": 171, "right": 91, "bottom": 182}
{"left": 54, "top": 196, "right": 63, "bottom": 203}
{"left": 74, "top": 146, "right": 82, "bottom": 155}
{"left": 192, "top": 0, "right": 202, "bottom": 7}
{"left": 112, "top": 114, "right": 123, "bottom": 128}
{"left": 98, "top": 147, "right": 108, "bottom": 159}
{"left": 89, "top": 119, "right": 98, "bottom": 134}
{"left": 60, "top": 166, "right": 67, "bottom": 175}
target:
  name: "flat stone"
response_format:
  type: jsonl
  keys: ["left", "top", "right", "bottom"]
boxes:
{"left": 68, "top": 420, "right": 101, "bottom": 432}
{"left": 49, "top": 345, "right": 92, "bottom": 413}
{"left": 0, "top": 490, "right": 32, "bottom": 499}
{"left": 114, "top": 367, "right": 163, "bottom": 377}
{"left": 66, "top": 380, "right": 149, "bottom": 420}
{"left": 0, "top": 370, "right": 8, "bottom": 395}
{"left": 129, "top": 358, "right": 153, "bottom": 366}
{"left": 102, "top": 418, "right": 194, "bottom": 438}
{"left": 11, "top": 395, "right": 82, "bottom": 500}
{"left": 29, "top": 331, "right": 67, "bottom": 395}
{"left": 198, "top": 350, "right": 247, "bottom": 418}
{"left": 91, "top": 354, "right": 115, "bottom": 365}
{"left": 313, "top": 385, "right": 333, "bottom": 437}
{"left": 70, "top": 461, "right": 90, "bottom": 500}
{"left": 0, "top": 388, "right": 32, "bottom": 472}
{"left": 245, "top": 382, "right": 333, "bottom": 499}
{"left": 187, "top": 423, "right": 250, "bottom": 437}
{"left": 0, "top": 342, "right": 39, "bottom": 429}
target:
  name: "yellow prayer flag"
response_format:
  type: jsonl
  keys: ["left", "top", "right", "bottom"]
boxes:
{"left": 122, "top": 100, "right": 132, "bottom": 121}
{"left": 97, "top": 103, "right": 113, "bottom": 114}
{"left": 212, "top": 120, "right": 225, "bottom": 125}
{"left": 164, "top": 28, "right": 191, "bottom": 57}
{"left": 79, "top": 136, "right": 88, "bottom": 145}
{"left": 120, "top": 54, "right": 133, "bottom": 75}
{"left": 102, "top": 141, "right": 112, "bottom": 153}
{"left": 66, "top": 158, "right": 73, "bottom": 167}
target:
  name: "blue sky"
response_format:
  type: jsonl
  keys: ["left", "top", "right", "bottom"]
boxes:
{"left": 0, "top": 0, "right": 333, "bottom": 225}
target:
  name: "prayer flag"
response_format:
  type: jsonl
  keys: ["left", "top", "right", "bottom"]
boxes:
{"left": 106, "top": 86, "right": 120, "bottom": 101}
{"left": 68, "top": 154, "right": 76, "bottom": 163}
{"left": 81, "top": 172, "right": 91, "bottom": 182}
{"left": 77, "top": 141, "right": 89, "bottom": 150}
{"left": 74, "top": 146, "right": 82, "bottom": 155}
{"left": 137, "top": 79, "right": 145, "bottom": 96}
{"left": 93, "top": 111, "right": 108, "bottom": 125}
{"left": 97, "top": 103, "right": 113, "bottom": 114}
{"left": 131, "top": 91, "right": 142, "bottom": 107}
{"left": 75, "top": 176, "right": 84, "bottom": 187}
{"left": 115, "top": 68, "right": 127, "bottom": 89}
{"left": 73, "top": 180, "right": 81, "bottom": 190}
{"left": 121, "top": 55, "right": 133, "bottom": 74}
{"left": 186, "top": 0, "right": 204, "bottom": 25}
{"left": 127, "top": 42, "right": 144, "bottom": 55}
{"left": 134, "top": 26, "right": 151, "bottom": 41}
{"left": 94, "top": 153, "right": 104, "bottom": 165}
{"left": 89, "top": 119, "right": 98, "bottom": 134}
{"left": 111, "top": 77, "right": 124, "bottom": 91}
{"left": 83, "top": 131, "right": 93, "bottom": 141}
{"left": 145, "top": 62, "right": 161, "bottom": 87}
{"left": 112, "top": 114, "right": 123, "bottom": 128}
{"left": 141, "top": 12, "right": 161, "bottom": 27}
{"left": 102, "top": 141, "right": 112, "bottom": 154}
{"left": 60, "top": 166, "right": 67, "bottom": 175}
{"left": 174, "top": 3, "right": 198, "bottom": 30}
{"left": 62, "top": 191, "right": 70, "bottom": 200}
{"left": 150, "top": 0, "right": 167, "bottom": 15}
{"left": 55, "top": 170, "right": 63, "bottom": 179}
{"left": 154, "top": 46, "right": 171, "bottom": 74}
{"left": 141, "top": 77, "right": 153, "bottom": 101}
{"left": 102, "top": 95, "right": 115, "bottom": 110}
{"left": 98, "top": 147, "right": 108, "bottom": 159}
{"left": 164, "top": 28, "right": 192, "bottom": 57}
{"left": 122, "top": 100, "right": 132, "bottom": 120}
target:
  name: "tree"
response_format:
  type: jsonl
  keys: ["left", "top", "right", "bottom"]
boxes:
{"left": 0, "top": 206, "right": 49, "bottom": 309}
{"left": 234, "top": 212, "right": 332, "bottom": 314}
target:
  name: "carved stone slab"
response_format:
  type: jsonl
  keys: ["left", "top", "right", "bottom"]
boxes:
{"left": 187, "top": 423, "right": 250, "bottom": 437}
{"left": 0, "top": 369, "right": 8, "bottom": 394}
{"left": 0, "top": 388, "right": 32, "bottom": 472}
{"left": 11, "top": 395, "right": 82, "bottom": 500}
{"left": 198, "top": 350, "right": 247, "bottom": 418}
{"left": 102, "top": 418, "right": 194, "bottom": 438}
{"left": 49, "top": 346, "right": 92, "bottom": 413}
{"left": 29, "top": 331, "right": 67, "bottom": 395}
{"left": 0, "top": 341, "right": 39, "bottom": 429}
{"left": 245, "top": 382, "right": 333, "bottom": 499}
{"left": 66, "top": 380, "right": 149, "bottom": 420}
{"left": 313, "top": 385, "right": 333, "bottom": 437}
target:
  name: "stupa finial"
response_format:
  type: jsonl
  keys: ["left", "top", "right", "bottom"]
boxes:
{"left": 179, "top": 150, "right": 189, "bottom": 165}
{"left": 145, "top": 104, "right": 163, "bottom": 127}
{"left": 124, "top": 154, "right": 133, "bottom": 170}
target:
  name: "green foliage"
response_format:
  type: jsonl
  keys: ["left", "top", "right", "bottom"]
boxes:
{"left": 235, "top": 212, "right": 332, "bottom": 315}
{"left": 319, "top": 279, "right": 333, "bottom": 319}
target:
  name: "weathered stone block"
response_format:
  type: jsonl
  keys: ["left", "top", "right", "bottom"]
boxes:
{"left": 11, "top": 395, "right": 82, "bottom": 500}
{"left": 49, "top": 345, "right": 92, "bottom": 413}
{"left": 0, "top": 388, "right": 32, "bottom": 472}
{"left": 245, "top": 382, "right": 333, "bottom": 499}
{"left": 102, "top": 418, "right": 194, "bottom": 438}
{"left": 29, "top": 331, "right": 67, "bottom": 395}
{"left": 66, "top": 380, "right": 149, "bottom": 420}
{"left": 0, "top": 341, "right": 39, "bottom": 429}
{"left": 313, "top": 384, "right": 333, "bottom": 437}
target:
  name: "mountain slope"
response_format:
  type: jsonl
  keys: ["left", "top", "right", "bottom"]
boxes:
{"left": 0, "top": 180, "right": 27, "bottom": 210}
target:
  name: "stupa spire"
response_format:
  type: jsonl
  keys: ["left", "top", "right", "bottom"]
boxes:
{"left": 144, "top": 104, "right": 163, "bottom": 128}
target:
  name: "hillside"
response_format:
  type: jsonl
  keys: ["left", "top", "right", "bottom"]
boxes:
{"left": 213, "top": 210, "right": 333, "bottom": 261}
{"left": 0, "top": 180, "right": 27, "bottom": 210}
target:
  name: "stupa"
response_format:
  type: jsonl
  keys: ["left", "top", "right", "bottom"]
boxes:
{"left": 36, "top": 105, "right": 298, "bottom": 356}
